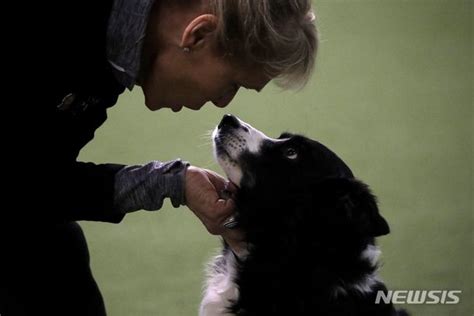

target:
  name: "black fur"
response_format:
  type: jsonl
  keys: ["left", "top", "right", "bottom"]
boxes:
{"left": 216, "top": 126, "right": 408, "bottom": 316}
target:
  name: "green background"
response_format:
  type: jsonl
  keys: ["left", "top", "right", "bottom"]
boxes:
{"left": 80, "top": 1, "right": 473, "bottom": 315}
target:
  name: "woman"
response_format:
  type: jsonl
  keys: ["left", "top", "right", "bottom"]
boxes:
{"left": 2, "top": 0, "right": 318, "bottom": 315}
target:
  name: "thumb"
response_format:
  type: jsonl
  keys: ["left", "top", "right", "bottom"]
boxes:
{"left": 205, "top": 170, "right": 229, "bottom": 192}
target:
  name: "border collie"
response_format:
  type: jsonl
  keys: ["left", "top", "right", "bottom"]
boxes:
{"left": 200, "top": 114, "right": 408, "bottom": 316}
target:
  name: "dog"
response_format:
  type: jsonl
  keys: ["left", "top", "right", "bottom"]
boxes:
{"left": 200, "top": 114, "right": 408, "bottom": 316}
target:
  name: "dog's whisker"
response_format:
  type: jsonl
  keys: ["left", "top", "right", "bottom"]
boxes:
{"left": 197, "top": 142, "right": 213, "bottom": 148}
{"left": 200, "top": 130, "right": 215, "bottom": 139}
{"left": 201, "top": 160, "right": 218, "bottom": 169}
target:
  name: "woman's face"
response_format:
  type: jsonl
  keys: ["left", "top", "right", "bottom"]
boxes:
{"left": 139, "top": 6, "right": 271, "bottom": 112}
{"left": 140, "top": 46, "right": 270, "bottom": 112}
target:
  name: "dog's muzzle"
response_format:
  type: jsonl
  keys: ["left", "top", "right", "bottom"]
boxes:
{"left": 218, "top": 113, "right": 242, "bottom": 130}
{"left": 212, "top": 114, "right": 270, "bottom": 187}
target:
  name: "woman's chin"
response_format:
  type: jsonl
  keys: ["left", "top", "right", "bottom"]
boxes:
{"left": 171, "top": 105, "right": 183, "bottom": 112}
{"left": 143, "top": 99, "right": 163, "bottom": 111}
{"left": 188, "top": 101, "right": 207, "bottom": 111}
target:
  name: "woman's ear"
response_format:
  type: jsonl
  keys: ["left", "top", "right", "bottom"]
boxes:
{"left": 317, "top": 178, "right": 390, "bottom": 237}
{"left": 180, "top": 14, "right": 218, "bottom": 50}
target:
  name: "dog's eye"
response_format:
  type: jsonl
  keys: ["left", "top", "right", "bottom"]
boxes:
{"left": 285, "top": 148, "right": 298, "bottom": 159}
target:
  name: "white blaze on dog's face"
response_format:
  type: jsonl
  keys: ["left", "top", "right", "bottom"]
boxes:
{"left": 212, "top": 114, "right": 280, "bottom": 187}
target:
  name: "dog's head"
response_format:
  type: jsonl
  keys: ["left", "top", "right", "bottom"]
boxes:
{"left": 213, "top": 115, "right": 389, "bottom": 247}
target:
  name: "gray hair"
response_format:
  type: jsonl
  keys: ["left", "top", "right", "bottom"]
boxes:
{"left": 209, "top": 0, "right": 318, "bottom": 89}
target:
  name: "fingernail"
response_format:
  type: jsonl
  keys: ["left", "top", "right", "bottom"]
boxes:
{"left": 223, "top": 221, "right": 239, "bottom": 229}
{"left": 223, "top": 216, "right": 238, "bottom": 229}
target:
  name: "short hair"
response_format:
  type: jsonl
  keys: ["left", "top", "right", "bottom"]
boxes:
{"left": 209, "top": 0, "right": 318, "bottom": 89}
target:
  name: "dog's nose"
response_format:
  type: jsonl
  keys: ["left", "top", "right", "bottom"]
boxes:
{"left": 218, "top": 114, "right": 240, "bottom": 129}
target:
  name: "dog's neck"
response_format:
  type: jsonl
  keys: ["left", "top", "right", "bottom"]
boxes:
{"left": 331, "top": 243, "right": 382, "bottom": 297}
{"left": 232, "top": 232, "right": 381, "bottom": 295}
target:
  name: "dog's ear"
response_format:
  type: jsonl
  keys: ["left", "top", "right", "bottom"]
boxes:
{"left": 278, "top": 132, "right": 294, "bottom": 139}
{"left": 317, "top": 178, "right": 390, "bottom": 237}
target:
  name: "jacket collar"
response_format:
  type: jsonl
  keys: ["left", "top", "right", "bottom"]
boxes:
{"left": 106, "top": 0, "right": 156, "bottom": 90}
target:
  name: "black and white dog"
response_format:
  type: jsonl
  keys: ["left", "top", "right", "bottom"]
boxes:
{"left": 200, "top": 115, "right": 408, "bottom": 316}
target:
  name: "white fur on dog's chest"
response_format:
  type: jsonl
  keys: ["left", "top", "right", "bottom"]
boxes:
{"left": 200, "top": 251, "right": 239, "bottom": 316}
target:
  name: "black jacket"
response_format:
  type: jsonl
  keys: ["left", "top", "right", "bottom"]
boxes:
{"left": 24, "top": 0, "right": 128, "bottom": 224}
{"left": 2, "top": 1, "right": 133, "bottom": 314}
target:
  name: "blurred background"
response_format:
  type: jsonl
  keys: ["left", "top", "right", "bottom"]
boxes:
{"left": 80, "top": 1, "right": 472, "bottom": 315}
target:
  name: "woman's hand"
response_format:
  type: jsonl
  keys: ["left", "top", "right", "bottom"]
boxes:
{"left": 184, "top": 166, "right": 239, "bottom": 235}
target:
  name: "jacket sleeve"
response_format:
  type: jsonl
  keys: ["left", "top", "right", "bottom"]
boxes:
{"left": 113, "top": 160, "right": 190, "bottom": 214}
{"left": 28, "top": 159, "right": 190, "bottom": 224}
{"left": 16, "top": 88, "right": 191, "bottom": 224}
{"left": 35, "top": 161, "right": 127, "bottom": 223}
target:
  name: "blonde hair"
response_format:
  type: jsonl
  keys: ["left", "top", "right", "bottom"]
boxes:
{"left": 208, "top": 0, "right": 318, "bottom": 89}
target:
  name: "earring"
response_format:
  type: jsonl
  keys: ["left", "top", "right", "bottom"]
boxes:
{"left": 183, "top": 47, "right": 190, "bottom": 53}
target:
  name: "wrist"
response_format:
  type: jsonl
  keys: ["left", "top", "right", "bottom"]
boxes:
{"left": 113, "top": 159, "right": 190, "bottom": 213}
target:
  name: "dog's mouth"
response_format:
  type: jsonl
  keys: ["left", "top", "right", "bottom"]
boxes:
{"left": 213, "top": 114, "right": 275, "bottom": 188}
{"left": 214, "top": 140, "right": 241, "bottom": 187}
{"left": 212, "top": 127, "right": 244, "bottom": 187}
{"left": 213, "top": 115, "right": 254, "bottom": 187}
{"left": 213, "top": 137, "right": 237, "bottom": 162}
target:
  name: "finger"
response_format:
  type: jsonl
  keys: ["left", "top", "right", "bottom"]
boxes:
{"left": 210, "top": 178, "right": 238, "bottom": 201}
{"left": 199, "top": 178, "right": 234, "bottom": 209}
{"left": 201, "top": 200, "right": 237, "bottom": 235}
{"left": 206, "top": 171, "right": 238, "bottom": 195}
{"left": 193, "top": 171, "right": 223, "bottom": 202}
{"left": 225, "top": 181, "right": 239, "bottom": 193}
{"left": 205, "top": 171, "right": 230, "bottom": 192}
{"left": 202, "top": 168, "right": 225, "bottom": 179}
{"left": 205, "top": 199, "right": 233, "bottom": 218}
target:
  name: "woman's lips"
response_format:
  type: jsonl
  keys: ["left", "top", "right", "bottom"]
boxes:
{"left": 213, "top": 87, "right": 238, "bottom": 108}
{"left": 171, "top": 105, "right": 183, "bottom": 112}
{"left": 212, "top": 94, "right": 233, "bottom": 108}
